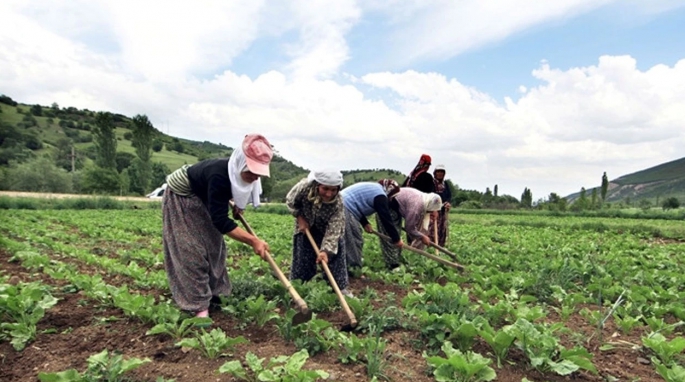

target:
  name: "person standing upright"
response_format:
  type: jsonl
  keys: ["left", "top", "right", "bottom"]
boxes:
{"left": 402, "top": 154, "right": 435, "bottom": 193}
{"left": 432, "top": 164, "right": 452, "bottom": 247}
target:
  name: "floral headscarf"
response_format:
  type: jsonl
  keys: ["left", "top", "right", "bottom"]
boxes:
{"left": 403, "top": 154, "right": 432, "bottom": 187}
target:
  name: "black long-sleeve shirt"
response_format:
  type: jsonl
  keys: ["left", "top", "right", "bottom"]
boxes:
{"left": 186, "top": 158, "right": 238, "bottom": 234}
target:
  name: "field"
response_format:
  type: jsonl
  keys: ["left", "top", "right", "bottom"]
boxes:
{"left": 1, "top": 207, "right": 684, "bottom": 382}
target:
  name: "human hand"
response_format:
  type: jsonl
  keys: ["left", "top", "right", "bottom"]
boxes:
{"left": 252, "top": 239, "right": 270, "bottom": 260}
{"left": 444, "top": 202, "right": 451, "bottom": 211}
{"left": 296, "top": 216, "right": 309, "bottom": 232}
{"left": 363, "top": 224, "right": 373, "bottom": 233}
{"left": 393, "top": 239, "right": 404, "bottom": 248}
{"left": 316, "top": 251, "right": 328, "bottom": 264}
{"left": 232, "top": 205, "right": 243, "bottom": 220}
{"left": 421, "top": 234, "right": 431, "bottom": 246}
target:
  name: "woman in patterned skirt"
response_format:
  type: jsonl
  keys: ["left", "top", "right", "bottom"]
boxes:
{"left": 286, "top": 169, "right": 352, "bottom": 297}
{"left": 162, "top": 134, "right": 273, "bottom": 318}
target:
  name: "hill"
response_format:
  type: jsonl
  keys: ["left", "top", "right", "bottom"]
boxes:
{"left": 0, "top": 96, "right": 409, "bottom": 200}
{"left": 566, "top": 156, "right": 685, "bottom": 205}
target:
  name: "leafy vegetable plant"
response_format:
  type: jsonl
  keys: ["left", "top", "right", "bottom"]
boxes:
{"left": 176, "top": 328, "right": 248, "bottom": 359}
{"left": 218, "top": 349, "right": 329, "bottom": 381}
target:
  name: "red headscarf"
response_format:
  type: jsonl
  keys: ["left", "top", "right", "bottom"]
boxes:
{"left": 403, "top": 154, "right": 432, "bottom": 187}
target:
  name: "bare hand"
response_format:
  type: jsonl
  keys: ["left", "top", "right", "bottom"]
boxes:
{"left": 394, "top": 239, "right": 404, "bottom": 248}
{"left": 252, "top": 239, "right": 270, "bottom": 260}
{"left": 296, "top": 216, "right": 309, "bottom": 232}
{"left": 444, "top": 202, "right": 451, "bottom": 211}
{"left": 421, "top": 234, "right": 431, "bottom": 246}
{"left": 363, "top": 224, "right": 373, "bottom": 233}
{"left": 232, "top": 205, "right": 243, "bottom": 220}
{"left": 316, "top": 251, "right": 328, "bottom": 264}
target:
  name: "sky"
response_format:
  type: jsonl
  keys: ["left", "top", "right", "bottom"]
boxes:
{"left": 1, "top": 0, "right": 685, "bottom": 200}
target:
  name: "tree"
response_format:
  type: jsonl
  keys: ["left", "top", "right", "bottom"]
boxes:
{"left": 662, "top": 197, "right": 680, "bottom": 210}
{"left": 130, "top": 114, "right": 156, "bottom": 193}
{"left": 92, "top": 112, "right": 117, "bottom": 170}
{"left": 520, "top": 187, "right": 532, "bottom": 208}
{"left": 601, "top": 172, "right": 609, "bottom": 202}
{"left": 30, "top": 104, "right": 43, "bottom": 116}
{"left": 591, "top": 188, "right": 598, "bottom": 210}
{"left": 152, "top": 139, "right": 164, "bottom": 152}
{"left": 80, "top": 164, "right": 121, "bottom": 194}
{"left": 494, "top": 184, "right": 498, "bottom": 197}
{"left": 151, "top": 161, "right": 170, "bottom": 188}
{"left": 4, "top": 157, "right": 73, "bottom": 193}
{"left": 115, "top": 152, "right": 136, "bottom": 173}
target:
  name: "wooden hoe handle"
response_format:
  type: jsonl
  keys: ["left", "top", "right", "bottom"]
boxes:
{"left": 237, "top": 213, "right": 308, "bottom": 314}
{"left": 304, "top": 229, "right": 357, "bottom": 327}
{"left": 372, "top": 229, "right": 465, "bottom": 271}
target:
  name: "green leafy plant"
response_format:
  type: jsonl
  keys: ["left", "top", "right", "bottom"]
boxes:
{"left": 223, "top": 295, "right": 280, "bottom": 328}
{"left": 290, "top": 317, "right": 338, "bottom": 356}
{"left": 641, "top": 332, "right": 685, "bottom": 366}
{"left": 509, "top": 318, "right": 597, "bottom": 376}
{"left": 176, "top": 328, "right": 248, "bottom": 359}
{"left": 0, "top": 281, "right": 58, "bottom": 351}
{"left": 474, "top": 317, "right": 515, "bottom": 368}
{"left": 654, "top": 360, "right": 685, "bottom": 382}
{"left": 612, "top": 312, "right": 642, "bottom": 335}
{"left": 424, "top": 341, "right": 496, "bottom": 382}
{"left": 37, "top": 349, "right": 150, "bottom": 382}
{"left": 146, "top": 316, "right": 212, "bottom": 340}
{"left": 218, "top": 349, "right": 329, "bottom": 381}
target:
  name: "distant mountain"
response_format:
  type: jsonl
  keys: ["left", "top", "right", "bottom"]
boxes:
{"left": 566, "top": 157, "right": 685, "bottom": 204}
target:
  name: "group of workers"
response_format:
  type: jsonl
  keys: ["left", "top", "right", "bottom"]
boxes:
{"left": 161, "top": 134, "right": 452, "bottom": 318}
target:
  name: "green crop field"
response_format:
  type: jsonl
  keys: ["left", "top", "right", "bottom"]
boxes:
{"left": 1, "top": 208, "right": 684, "bottom": 381}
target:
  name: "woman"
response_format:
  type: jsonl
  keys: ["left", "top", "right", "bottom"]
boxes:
{"left": 162, "top": 134, "right": 272, "bottom": 318}
{"left": 431, "top": 164, "right": 452, "bottom": 246}
{"left": 341, "top": 179, "right": 404, "bottom": 269}
{"left": 377, "top": 187, "right": 443, "bottom": 270}
{"left": 286, "top": 169, "right": 352, "bottom": 297}
{"left": 402, "top": 154, "right": 435, "bottom": 193}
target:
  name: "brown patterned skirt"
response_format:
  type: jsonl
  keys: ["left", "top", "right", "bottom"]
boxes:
{"left": 162, "top": 189, "right": 232, "bottom": 312}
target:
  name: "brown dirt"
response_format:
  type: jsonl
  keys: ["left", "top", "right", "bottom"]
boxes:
{"left": 0, "top": 247, "right": 667, "bottom": 382}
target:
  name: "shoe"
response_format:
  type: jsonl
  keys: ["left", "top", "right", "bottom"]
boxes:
{"left": 340, "top": 289, "right": 355, "bottom": 299}
{"left": 195, "top": 309, "right": 209, "bottom": 318}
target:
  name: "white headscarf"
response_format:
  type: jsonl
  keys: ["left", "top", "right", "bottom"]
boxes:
{"left": 307, "top": 169, "right": 343, "bottom": 187}
{"left": 422, "top": 192, "right": 442, "bottom": 230}
{"left": 228, "top": 145, "right": 262, "bottom": 209}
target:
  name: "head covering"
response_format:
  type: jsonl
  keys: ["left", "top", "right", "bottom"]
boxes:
{"left": 423, "top": 192, "right": 442, "bottom": 212}
{"left": 434, "top": 164, "right": 446, "bottom": 172}
{"left": 378, "top": 179, "right": 400, "bottom": 198}
{"left": 307, "top": 169, "right": 343, "bottom": 187}
{"left": 404, "top": 154, "right": 432, "bottom": 187}
{"left": 242, "top": 134, "right": 273, "bottom": 177}
{"left": 228, "top": 136, "right": 271, "bottom": 209}
{"left": 421, "top": 192, "right": 443, "bottom": 230}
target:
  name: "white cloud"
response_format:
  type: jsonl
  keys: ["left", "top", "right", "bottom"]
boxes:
{"left": 1, "top": 1, "right": 684, "bottom": 200}
{"left": 369, "top": 0, "right": 616, "bottom": 66}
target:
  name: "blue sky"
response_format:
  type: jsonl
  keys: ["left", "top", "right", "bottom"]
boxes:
{"left": 1, "top": 0, "right": 684, "bottom": 199}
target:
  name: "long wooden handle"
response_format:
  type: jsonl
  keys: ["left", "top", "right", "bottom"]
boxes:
{"left": 429, "top": 242, "right": 459, "bottom": 262}
{"left": 372, "top": 229, "right": 465, "bottom": 271}
{"left": 433, "top": 219, "right": 439, "bottom": 256}
{"left": 237, "top": 213, "right": 308, "bottom": 314}
{"left": 304, "top": 229, "right": 357, "bottom": 326}
{"left": 402, "top": 225, "right": 459, "bottom": 262}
